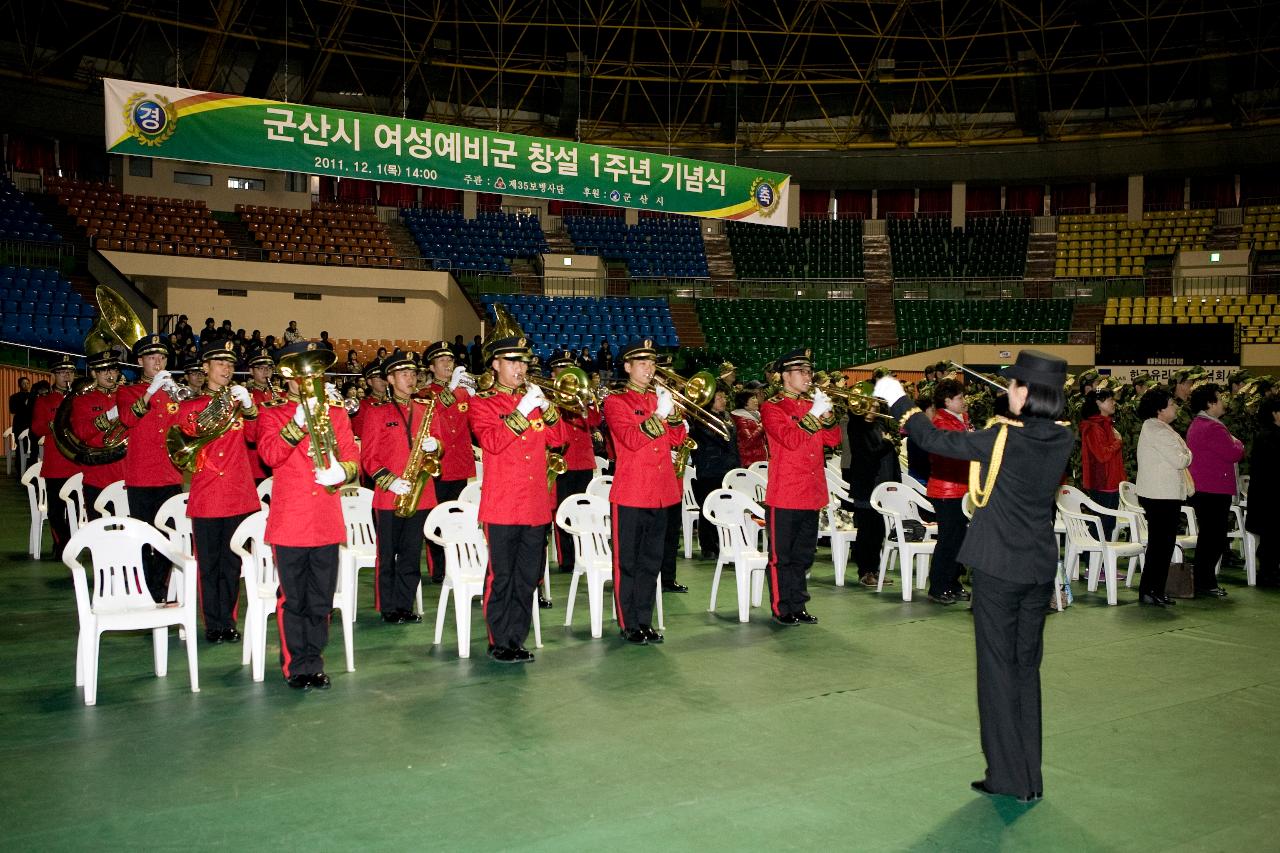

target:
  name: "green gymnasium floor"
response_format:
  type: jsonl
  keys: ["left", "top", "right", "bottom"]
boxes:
{"left": 3, "top": 479, "right": 1279, "bottom": 852}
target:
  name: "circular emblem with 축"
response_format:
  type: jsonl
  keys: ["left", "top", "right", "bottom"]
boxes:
{"left": 123, "top": 92, "right": 178, "bottom": 147}
{"left": 751, "top": 177, "right": 778, "bottom": 218}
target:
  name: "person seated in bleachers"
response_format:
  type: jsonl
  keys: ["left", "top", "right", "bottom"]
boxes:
{"left": 198, "top": 317, "right": 218, "bottom": 345}
{"left": 282, "top": 320, "right": 303, "bottom": 345}
{"left": 345, "top": 349, "right": 360, "bottom": 374}
{"left": 318, "top": 331, "right": 334, "bottom": 351}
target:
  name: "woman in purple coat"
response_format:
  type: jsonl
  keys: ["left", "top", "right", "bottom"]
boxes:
{"left": 1186, "top": 383, "right": 1245, "bottom": 598}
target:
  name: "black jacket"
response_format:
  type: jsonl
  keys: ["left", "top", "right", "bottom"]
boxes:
{"left": 690, "top": 412, "right": 739, "bottom": 486}
{"left": 846, "top": 416, "right": 901, "bottom": 506}
{"left": 893, "top": 398, "right": 1073, "bottom": 584}
{"left": 1246, "top": 424, "right": 1278, "bottom": 535}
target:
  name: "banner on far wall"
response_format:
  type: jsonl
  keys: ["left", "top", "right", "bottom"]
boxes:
{"left": 103, "top": 79, "right": 791, "bottom": 226}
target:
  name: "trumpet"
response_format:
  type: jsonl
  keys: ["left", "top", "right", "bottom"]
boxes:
{"left": 525, "top": 365, "right": 593, "bottom": 417}
{"left": 653, "top": 365, "right": 732, "bottom": 441}
{"left": 812, "top": 373, "right": 896, "bottom": 422}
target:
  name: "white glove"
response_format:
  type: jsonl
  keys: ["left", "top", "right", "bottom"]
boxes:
{"left": 421, "top": 436, "right": 440, "bottom": 453}
{"left": 655, "top": 386, "right": 675, "bottom": 418}
{"left": 872, "top": 376, "right": 907, "bottom": 408}
{"left": 448, "top": 365, "right": 469, "bottom": 391}
{"left": 808, "top": 388, "right": 832, "bottom": 420}
{"left": 314, "top": 457, "right": 347, "bottom": 487}
{"left": 229, "top": 385, "right": 254, "bottom": 409}
{"left": 388, "top": 478, "right": 413, "bottom": 496}
{"left": 106, "top": 405, "right": 119, "bottom": 421}
{"left": 517, "top": 384, "right": 547, "bottom": 416}
{"left": 146, "top": 370, "right": 172, "bottom": 397}
{"left": 292, "top": 397, "right": 319, "bottom": 429}
{"left": 324, "top": 382, "right": 338, "bottom": 401}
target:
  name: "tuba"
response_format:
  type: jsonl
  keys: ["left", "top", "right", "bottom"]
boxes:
{"left": 277, "top": 346, "right": 343, "bottom": 492}
{"left": 165, "top": 385, "right": 242, "bottom": 472}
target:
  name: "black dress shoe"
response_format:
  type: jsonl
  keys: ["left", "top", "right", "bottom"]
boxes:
{"left": 772, "top": 613, "right": 800, "bottom": 626}
{"left": 1157, "top": 594, "right": 1176, "bottom": 606}
{"left": 509, "top": 644, "right": 536, "bottom": 662}
{"left": 429, "top": 575, "right": 445, "bottom": 585}
{"left": 928, "top": 592, "right": 958, "bottom": 606}
{"left": 620, "top": 628, "right": 649, "bottom": 645}
{"left": 662, "top": 582, "right": 689, "bottom": 593}
{"left": 205, "top": 629, "right": 224, "bottom": 644}
{"left": 639, "top": 624, "right": 664, "bottom": 643}
{"left": 537, "top": 593, "right": 553, "bottom": 609}
{"left": 489, "top": 645, "right": 519, "bottom": 663}
{"left": 794, "top": 610, "right": 819, "bottom": 624}
{"left": 1138, "top": 592, "right": 1166, "bottom": 607}
{"left": 402, "top": 611, "right": 423, "bottom": 624}
{"left": 382, "top": 610, "right": 407, "bottom": 624}
{"left": 286, "top": 674, "right": 311, "bottom": 690}
{"left": 951, "top": 587, "right": 972, "bottom": 601}
{"left": 971, "top": 780, "right": 1035, "bottom": 803}
{"left": 221, "top": 628, "right": 242, "bottom": 643}
{"left": 1199, "top": 587, "right": 1229, "bottom": 598}
{"left": 309, "top": 672, "right": 331, "bottom": 689}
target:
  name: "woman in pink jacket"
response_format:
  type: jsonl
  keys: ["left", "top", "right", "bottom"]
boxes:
{"left": 1186, "top": 383, "right": 1245, "bottom": 598}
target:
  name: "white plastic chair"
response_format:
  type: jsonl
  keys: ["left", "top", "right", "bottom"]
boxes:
{"left": 339, "top": 486, "right": 407, "bottom": 617}
{"left": 426, "top": 500, "right": 542, "bottom": 659}
{"left": 594, "top": 454, "right": 609, "bottom": 473}
{"left": 722, "top": 467, "right": 767, "bottom": 504}
{"left": 63, "top": 517, "right": 199, "bottom": 706}
{"left": 21, "top": 460, "right": 48, "bottom": 559}
{"left": 93, "top": 479, "right": 130, "bottom": 518}
{"left": 748, "top": 460, "right": 769, "bottom": 478}
{"left": 1057, "top": 487, "right": 1144, "bottom": 605}
{"left": 4, "top": 426, "right": 13, "bottom": 475}
{"left": 59, "top": 472, "right": 87, "bottom": 538}
{"left": 1118, "top": 480, "right": 1196, "bottom": 562}
{"left": 256, "top": 476, "right": 273, "bottom": 509}
{"left": 820, "top": 493, "right": 858, "bottom": 587}
{"left": 680, "top": 467, "right": 699, "bottom": 559}
{"left": 459, "top": 480, "right": 482, "bottom": 505}
{"left": 869, "top": 482, "right": 937, "bottom": 601}
{"left": 16, "top": 428, "right": 32, "bottom": 473}
{"left": 702, "top": 488, "right": 768, "bottom": 622}
{"left": 585, "top": 474, "right": 613, "bottom": 501}
{"left": 151, "top": 492, "right": 197, "bottom": 606}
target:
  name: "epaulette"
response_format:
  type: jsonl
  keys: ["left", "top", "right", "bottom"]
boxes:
{"left": 370, "top": 399, "right": 391, "bottom": 407}
{"left": 259, "top": 398, "right": 287, "bottom": 408}
{"left": 476, "top": 388, "right": 499, "bottom": 398}
{"left": 1054, "top": 419, "right": 1072, "bottom": 428}
{"left": 767, "top": 393, "right": 786, "bottom": 404}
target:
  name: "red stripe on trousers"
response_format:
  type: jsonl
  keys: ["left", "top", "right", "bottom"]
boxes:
{"left": 766, "top": 505, "right": 782, "bottom": 616}
{"left": 610, "top": 505, "right": 625, "bottom": 630}
{"left": 272, "top": 545, "right": 295, "bottom": 678}
{"left": 482, "top": 523, "right": 495, "bottom": 646}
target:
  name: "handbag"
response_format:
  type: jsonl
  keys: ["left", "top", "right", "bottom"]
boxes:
{"left": 901, "top": 519, "right": 927, "bottom": 542}
{"left": 1164, "top": 561, "right": 1195, "bottom": 599}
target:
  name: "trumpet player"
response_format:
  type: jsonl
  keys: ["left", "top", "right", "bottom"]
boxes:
{"left": 549, "top": 349, "right": 600, "bottom": 575}
{"left": 116, "top": 335, "right": 183, "bottom": 602}
{"left": 360, "top": 351, "right": 439, "bottom": 624}
{"left": 173, "top": 340, "right": 261, "bottom": 643}
{"left": 420, "top": 340, "right": 477, "bottom": 584}
{"left": 244, "top": 352, "right": 281, "bottom": 484}
{"left": 68, "top": 349, "right": 127, "bottom": 519}
{"left": 759, "top": 348, "right": 840, "bottom": 626}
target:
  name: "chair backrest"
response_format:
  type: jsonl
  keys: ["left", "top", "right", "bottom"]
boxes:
{"left": 1056, "top": 485, "right": 1091, "bottom": 516}
{"left": 229, "top": 510, "right": 274, "bottom": 595}
{"left": 423, "top": 500, "right": 487, "bottom": 581}
{"left": 555, "top": 493, "right": 611, "bottom": 565}
{"left": 722, "top": 468, "right": 767, "bottom": 504}
{"left": 824, "top": 467, "right": 850, "bottom": 502}
{"left": 459, "top": 480, "right": 482, "bottom": 505}
{"left": 63, "top": 517, "right": 181, "bottom": 614}
{"left": 1118, "top": 481, "right": 1141, "bottom": 513}
{"left": 256, "top": 476, "right": 273, "bottom": 508}
{"left": 59, "top": 472, "right": 87, "bottom": 535}
{"left": 901, "top": 476, "right": 929, "bottom": 497}
{"left": 747, "top": 461, "right": 769, "bottom": 478}
{"left": 16, "top": 428, "right": 32, "bottom": 467}
{"left": 871, "top": 482, "right": 933, "bottom": 523}
{"left": 594, "top": 455, "right": 609, "bottom": 473}
{"left": 339, "top": 487, "right": 376, "bottom": 549}
{"left": 21, "top": 459, "right": 46, "bottom": 516}
{"left": 681, "top": 469, "right": 697, "bottom": 511}
{"left": 701, "top": 487, "right": 764, "bottom": 555}
{"left": 1057, "top": 505, "right": 1103, "bottom": 548}
{"left": 94, "top": 479, "right": 130, "bottom": 518}
{"left": 153, "top": 492, "right": 194, "bottom": 558}
{"left": 585, "top": 474, "right": 613, "bottom": 501}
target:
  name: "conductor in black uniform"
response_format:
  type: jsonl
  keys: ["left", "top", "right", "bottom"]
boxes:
{"left": 874, "top": 350, "right": 1072, "bottom": 804}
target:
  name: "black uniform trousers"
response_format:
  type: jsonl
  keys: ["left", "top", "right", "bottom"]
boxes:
{"left": 192, "top": 513, "right": 252, "bottom": 632}
{"left": 611, "top": 504, "right": 666, "bottom": 630}
{"left": 853, "top": 505, "right": 885, "bottom": 579}
{"left": 972, "top": 571, "right": 1053, "bottom": 800}
{"left": 44, "top": 476, "right": 72, "bottom": 561}
{"left": 374, "top": 507, "right": 428, "bottom": 615}
{"left": 1188, "top": 492, "right": 1232, "bottom": 592}
{"left": 765, "top": 506, "right": 818, "bottom": 617}
{"left": 426, "top": 478, "right": 467, "bottom": 581}
{"left": 553, "top": 468, "right": 594, "bottom": 572}
{"left": 1256, "top": 532, "right": 1278, "bottom": 586}
{"left": 691, "top": 475, "right": 722, "bottom": 559}
{"left": 930, "top": 497, "right": 969, "bottom": 596}
{"left": 274, "top": 543, "right": 340, "bottom": 678}
{"left": 482, "top": 522, "right": 547, "bottom": 649}
{"left": 1137, "top": 497, "right": 1181, "bottom": 597}
{"left": 83, "top": 484, "right": 103, "bottom": 521}
{"left": 661, "top": 503, "right": 682, "bottom": 585}
{"left": 128, "top": 483, "right": 183, "bottom": 602}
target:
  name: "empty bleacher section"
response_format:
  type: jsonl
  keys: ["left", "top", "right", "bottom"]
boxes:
{"left": 564, "top": 214, "right": 708, "bottom": 279}
{"left": 47, "top": 177, "right": 236, "bottom": 258}
{"left": 697, "top": 299, "right": 866, "bottom": 371}
{"left": 894, "top": 298, "right": 1074, "bottom": 348}
{"left": 0, "top": 265, "right": 92, "bottom": 349}
{"left": 1104, "top": 294, "right": 1280, "bottom": 342}
{"left": 0, "top": 177, "right": 60, "bottom": 243}
{"left": 888, "top": 215, "right": 1029, "bottom": 279}
{"left": 400, "top": 208, "right": 548, "bottom": 273}
{"left": 481, "top": 294, "right": 676, "bottom": 361}
{"left": 1238, "top": 206, "right": 1280, "bottom": 252}
{"left": 237, "top": 202, "right": 401, "bottom": 267}
{"left": 725, "top": 218, "right": 864, "bottom": 279}
{"left": 1054, "top": 209, "right": 1213, "bottom": 278}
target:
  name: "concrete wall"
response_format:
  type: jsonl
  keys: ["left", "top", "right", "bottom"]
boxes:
{"left": 117, "top": 158, "right": 309, "bottom": 212}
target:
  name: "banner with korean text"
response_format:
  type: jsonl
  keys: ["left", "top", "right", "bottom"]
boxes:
{"left": 103, "top": 79, "right": 791, "bottom": 225}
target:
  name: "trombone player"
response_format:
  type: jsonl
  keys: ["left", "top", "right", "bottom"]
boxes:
{"left": 419, "top": 340, "right": 477, "bottom": 583}
{"left": 68, "top": 349, "right": 127, "bottom": 519}
{"left": 549, "top": 349, "right": 600, "bottom": 576}
{"left": 244, "top": 352, "right": 281, "bottom": 485}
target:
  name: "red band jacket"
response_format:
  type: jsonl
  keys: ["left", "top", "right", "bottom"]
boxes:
{"left": 467, "top": 385, "right": 568, "bottom": 526}
{"left": 116, "top": 382, "right": 182, "bottom": 488}
{"left": 421, "top": 380, "right": 477, "bottom": 482}
{"left": 603, "top": 385, "right": 687, "bottom": 508}
{"left": 760, "top": 391, "right": 840, "bottom": 510}
{"left": 175, "top": 392, "right": 262, "bottom": 519}
{"left": 69, "top": 385, "right": 126, "bottom": 489}
{"left": 360, "top": 395, "right": 438, "bottom": 513}
{"left": 31, "top": 388, "right": 78, "bottom": 479}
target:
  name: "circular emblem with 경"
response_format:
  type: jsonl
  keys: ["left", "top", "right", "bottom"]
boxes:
{"left": 751, "top": 177, "right": 778, "bottom": 218}
{"left": 123, "top": 92, "right": 178, "bottom": 147}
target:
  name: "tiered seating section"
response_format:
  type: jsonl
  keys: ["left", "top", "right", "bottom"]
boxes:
{"left": 0, "top": 177, "right": 59, "bottom": 242}
{"left": 1104, "top": 294, "right": 1280, "bottom": 342}
{"left": 1238, "top": 206, "right": 1280, "bottom": 251}
{"left": 895, "top": 298, "right": 1073, "bottom": 348}
{"left": 1055, "top": 210, "right": 1212, "bottom": 278}
{"left": 564, "top": 215, "right": 708, "bottom": 279}
{"left": 238, "top": 202, "right": 401, "bottom": 267}
{"left": 48, "top": 177, "right": 236, "bottom": 257}
{"left": 889, "top": 215, "right": 1029, "bottom": 279}
{"left": 328, "top": 337, "right": 433, "bottom": 368}
{"left": 0, "top": 266, "right": 92, "bottom": 349}
{"left": 698, "top": 299, "right": 866, "bottom": 371}
{"left": 399, "top": 209, "right": 548, "bottom": 273}
{"left": 482, "top": 294, "right": 677, "bottom": 361}
{"left": 725, "top": 219, "right": 864, "bottom": 279}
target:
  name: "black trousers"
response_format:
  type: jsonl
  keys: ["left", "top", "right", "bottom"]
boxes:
{"left": 45, "top": 476, "right": 72, "bottom": 561}
{"left": 374, "top": 508, "right": 428, "bottom": 615}
{"left": 973, "top": 571, "right": 1053, "bottom": 799}
{"left": 83, "top": 484, "right": 103, "bottom": 521}
{"left": 553, "top": 468, "right": 594, "bottom": 572}
{"left": 129, "top": 483, "right": 183, "bottom": 602}
{"left": 930, "top": 497, "right": 969, "bottom": 596}
{"left": 692, "top": 475, "right": 722, "bottom": 558}
{"left": 611, "top": 504, "right": 666, "bottom": 630}
{"left": 853, "top": 505, "right": 885, "bottom": 578}
{"left": 426, "top": 478, "right": 467, "bottom": 581}
{"left": 661, "top": 502, "right": 682, "bottom": 584}
{"left": 274, "top": 543, "right": 340, "bottom": 678}
{"left": 1255, "top": 531, "right": 1278, "bottom": 584}
{"left": 482, "top": 523, "right": 546, "bottom": 649}
{"left": 1188, "top": 492, "right": 1232, "bottom": 591}
{"left": 1086, "top": 489, "right": 1120, "bottom": 541}
{"left": 765, "top": 506, "right": 818, "bottom": 617}
{"left": 1137, "top": 497, "right": 1181, "bottom": 596}
{"left": 193, "top": 513, "right": 252, "bottom": 632}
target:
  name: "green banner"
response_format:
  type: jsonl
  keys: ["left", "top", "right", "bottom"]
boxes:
{"left": 104, "top": 79, "right": 791, "bottom": 225}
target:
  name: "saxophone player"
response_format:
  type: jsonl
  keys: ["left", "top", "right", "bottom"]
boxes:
{"left": 173, "top": 340, "right": 260, "bottom": 643}
{"left": 360, "top": 350, "right": 440, "bottom": 624}
{"left": 419, "top": 340, "right": 476, "bottom": 584}
{"left": 68, "top": 350, "right": 127, "bottom": 518}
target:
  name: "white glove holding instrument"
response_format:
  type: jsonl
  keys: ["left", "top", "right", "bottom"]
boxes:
{"left": 421, "top": 436, "right": 439, "bottom": 453}
{"left": 324, "top": 382, "right": 339, "bottom": 401}
{"left": 314, "top": 456, "right": 347, "bottom": 487}
{"left": 388, "top": 478, "right": 413, "bottom": 496}
{"left": 145, "top": 370, "right": 172, "bottom": 399}
{"left": 808, "top": 388, "right": 832, "bottom": 420}
{"left": 448, "top": 366, "right": 470, "bottom": 392}
{"left": 292, "top": 396, "right": 321, "bottom": 429}
{"left": 229, "top": 385, "right": 254, "bottom": 409}
{"left": 654, "top": 385, "right": 675, "bottom": 418}
{"left": 872, "top": 376, "right": 907, "bottom": 408}
{"left": 106, "top": 406, "right": 119, "bottom": 421}
{"left": 517, "top": 384, "right": 548, "bottom": 416}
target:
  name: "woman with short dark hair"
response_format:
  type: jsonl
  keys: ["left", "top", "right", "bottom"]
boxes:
{"left": 1186, "top": 383, "right": 1244, "bottom": 598}
{"left": 1079, "top": 389, "right": 1125, "bottom": 540}
{"left": 1135, "top": 387, "right": 1191, "bottom": 606}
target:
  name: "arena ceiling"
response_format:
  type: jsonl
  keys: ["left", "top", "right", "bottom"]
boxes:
{"left": 3, "top": 0, "right": 1280, "bottom": 151}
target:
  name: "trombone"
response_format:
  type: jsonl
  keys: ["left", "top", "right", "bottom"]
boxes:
{"left": 812, "top": 372, "right": 897, "bottom": 422}
{"left": 948, "top": 361, "right": 1009, "bottom": 392}
{"left": 653, "top": 365, "right": 732, "bottom": 441}
{"left": 525, "top": 364, "right": 594, "bottom": 417}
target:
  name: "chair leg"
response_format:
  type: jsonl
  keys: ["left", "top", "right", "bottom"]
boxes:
{"left": 455, "top": 589, "right": 472, "bottom": 659}
{"left": 252, "top": 606, "right": 267, "bottom": 683}
{"left": 900, "top": 552, "right": 914, "bottom": 602}
{"left": 683, "top": 515, "right": 694, "bottom": 559}
{"left": 736, "top": 562, "right": 750, "bottom": 622}
{"left": 531, "top": 594, "right": 543, "bottom": 649}
{"left": 84, "top": 630, "right": 101, "bottom": 706}
{"left": 1104, "top": 552, "right": 1118, "bottom": 605}
{"left": 341, "top": 608, "right": 355, "bottom": 672}
{"left": 565, "top": 570, "right": 582, "bottom": 628}
{"left": 750, "top": 568, "right": 764, "bottom": 607}
{"left": 241, "top": 603, "right": 256, "bottom": 667}
{"left": 184, "top": 617, "right": 200, "bottom": 693}
{"left": 1245, "top": 532, "right": 1258, "bottom": 586}
{"left": 708, "top": 562, "right": 724, "bottom": 612}
{"left": 433, "top": 581, "right": 451, "bottom": 646}
{"left": 414, "top": 580, "right": 423, "bottom": 616}
{"left": 832, "top": 537, "right": 847, "bottom": 587}
{"left": 75, "top": 627, "right": 85, "bottom": 686}
{"left": 152, "top": 627, "right": 169, "bottom": 677}
{"left": 541, "top": 557, "right": 552, "bottom": 605}
{"left": 655, "top": 577, "right": 664, "bottom": 631}
{"left": 587, "top": 571, "right": 604, "bottom": 639}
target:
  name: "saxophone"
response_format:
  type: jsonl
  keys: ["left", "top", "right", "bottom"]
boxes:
{"left": 674, "top": 437, "right": 697, "bottom": 479}
{"left": 393, "top": 393, "right": 442, "bottom": 518}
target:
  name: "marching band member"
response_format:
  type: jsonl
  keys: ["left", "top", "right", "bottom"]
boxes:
{"left": 467, "top": 334, "right": 567, "bottom": 663}
{"left": 759, "top": 348, "right": 840, "bottom": 625}
{"left": 256, "top": 341, "right": 361, "bottom": 689}
{"left": 30, "top": 356, "right": 79, "bottom": 561}
{"left": 351, "top": 357, "right": 388, "bottom": 442}
{"left": 182, "top": 357, "right": 207, "bottom": 397}
{"left": 115, "top": 334, "right": 184, "bottom": 602}
{"left": 360, "top": 350, "right": 438, "bottom": 624}
{"left": 420, "top": 340, "right": 476, "bottom": 583}
{"left": 69, "top": 350, "right": 127, "bottom": 519}
{"left": 603, "top": 339, "right": 687, "bottom": 644}
{"left": 549, "top": 349, "right": 600, "bottom": 575}
{"left": 656, "top": 355, "right": 688, "bottom": 594}
{"left": 173, "top": 339, "right": 261, "bottom": 643}
{"left": 244, "top": 352, "right": 281, "bottom": 484}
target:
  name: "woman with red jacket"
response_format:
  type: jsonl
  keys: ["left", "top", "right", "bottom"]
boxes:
{"left": 1079, "top": 389, "right": 1126, "bottom": 540}
{"left": 732, "top": 389, "right": 768, "bottom": 466}
{"left": 926, "top": 379, "right": 971, "bottom": 605}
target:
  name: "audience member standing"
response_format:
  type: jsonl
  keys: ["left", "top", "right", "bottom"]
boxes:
{"left": 1079, "top": 389, "right": 1125, "bottom": 540}
{"left": 8, "top": 376, "right": 34, "bottom": 447}
{"left": 731, "top": 390, "right": 767, "bottom": 466}
{"left": 845, "top": 409, "right": 901, "bottom": 587}
{"left": 1134, "top": 388, "right": 1191, "bottom": 606}
{"left": 689, "top": 388, "right": 739, "bottom": 561}
{"left": 1246, "top": 398, "right": 1280, "bottom": 587}
{"left": 1186, "top": 383, "right": 1244, "bottom": 599}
